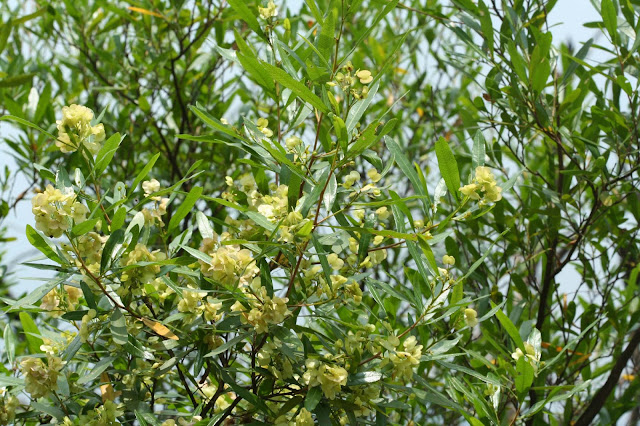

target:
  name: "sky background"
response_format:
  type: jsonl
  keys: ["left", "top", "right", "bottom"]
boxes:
{"left": 1, "top": 0, "right": 609, "bottom": 297}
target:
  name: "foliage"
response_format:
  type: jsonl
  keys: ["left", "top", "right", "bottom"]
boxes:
{"left": 1, "top": 0, "right": 640, "bottom": 425}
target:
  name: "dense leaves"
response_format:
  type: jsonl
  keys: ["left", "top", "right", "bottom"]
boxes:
{"left": 1, "top": 0, "right": 640, "bottom": 425}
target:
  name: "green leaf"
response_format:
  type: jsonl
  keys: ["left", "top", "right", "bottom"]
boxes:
{"left": 260, "top": 62, "right": 329, "bottom": 113}
{"left": 7, "top": 275, "right": 68, "bottom": 312}
{"left": 459, "top": 229, "right": 508, "bottom": 281}
{"left": 385, "top": 137, "right": 430, "bottom": 216}
{"left": 26, "top": 225, "right": 64, "bottom": 264}
{"left": 0, "top": 376, "right": 24, "bottom": 387}
{"left": 300, "top": 167, "right": 331, "bottom": 217}
{"left": 19, "top": 312, "right": 43, "bottom": 354}
{"left": 190, "top": 105, "right": 249, "bottom": 141}
{"left": 436, "top": 360, "right": 501, "bottom": 386}
{"left": 4, "top": 324, "right": 16, "bottom": 365}
{"left": 601, "top": 0, "right": 617, "bottom": 41}
{"left": 317, "top": 8, "right": 336, "bottom": 65}
{"left": 0, "top": 73, "right": 36, "bottom": 88}
{"left": 12, "top": 8, "right": 47, "bottom": 25}
{"left": 347, "top": 371, "right": 383, "bottom": 386}
{"left": 493, "top": 303, "right": 525, "bottom": 352}
{"left": 196, "top": 211, "right": 214, "bottom": 240}
{"left": 205, "top": 332, "right": 250, "bottom": 357}
{"left": 304, "top": 386, "right": 323, "bottom": 412}
{"left": 77, "top": 356, "right": 116, "bottom": 385}
{"left": 561, "top": 38, "right": 592, "bottom": 86}
{"left": 100, "top": 228, "right": 125, "bottom": 275}
{"left": 323, "top": 174, "right": 337, "bottom": 212}
{"left": 110, "top": 207, "right": 127, "bottom": 232}
{"left": 435, "top": 137, "right": 460, "bottom": 200}
{"left": 531, "top": 57, "right": 550, "bottom": 93}
{"left": 227, "top": 0, "right": 267, "bottom": 41}
{"left": 71, "top": 218, "right": 99, "bottom": 237}
{"left": 507, "top": 42, "right": 528, "bottom": 83}
{"left": 218, "top": 368, "right": 272, "bottom": 415}
{"left": 81, "top": 281, "right": 97, "bottom": 310}
{"left": 0, "top": 115, "right": 57, "bottom": 140}
{"left": 94, "top": 133, "right": 124, "bottom": 175}
{"left": 341, "top": 118, "right": 397, "bottom": 167}
{"left": 34, "top": 164, "right": 56, "bottom": 182}
{"left": 515, "top": 356, "right": 535, "bottom": 394}
{"left": 472, "top": 131, "right": 485, "bottom": 169}
{"left": 238, "top": 52, "right": 276, "bottom": 93}
{"left": 130, "top": 152, "right": 160, "bottom": 195}
{"left": 339, "top": 0, "right": 400, "bottom": 67}
{"left": 181, "top": 245, "right": 213, "bottom": 265}
{"left": 110, "top": 309, "right": 128, "bottom": 345}
{"left": 0, "top": 22, "right": 12, "bottom": 56}
{"left": 477, "top": 1, "right": 494, "bottom": 54}
{"left": 315, "top": 403, "right": 332, "bottom": 422}
{"left": 245, "top": 211, "right": 276, "bottom": 233}
{"left": 346, "top": 80, "right": 380, "bottom": 133}
{"left": 167, "top": 186, "right": 203, "bottom": 233}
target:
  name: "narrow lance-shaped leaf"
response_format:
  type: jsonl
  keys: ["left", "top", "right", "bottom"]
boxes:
{"left": 435, "top": 136, "right": 460, "bottom": 200}
{"left": 94, "top": 133, "right": 124, "bottom": 175}
{"left": 385, "top": 137, "right": 431, "bottom": 216}
{"left": 260, "top": 62, "right": 329, "bottom": 113}
{"left": 472, "top": 131, "right": 486, "bottom": 169}
{"left": 167, "top": 186, "right": 203, "bottom": 233}
{"left": 19, "top": 312, "right": 43, "bottom": 354}
{"left": 227, "top": 0, "right": 267, "bottom": 40}
{"left": 493, "top": 303, "right": 526, "bottom": 352}
{"left": 26, "top": 225, "right": 64, "bottom": 264}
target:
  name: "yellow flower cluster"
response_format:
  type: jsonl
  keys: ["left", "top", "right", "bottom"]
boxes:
{"left": 349, "top": 383, "right": 381, "bottom": 417}
{"left": 257, "top": 340, "right": 294, "bottom": 380}
{"left": 459, "top": 166, "right": 503, "bottom": 204}
{"left": 0, "top": 394, "right": 18, "bottom": 425}
{"left": 280, "top": 211, "right": 312, "bottom": 243}
{"left": 40, "top": 285, "right": 82, "bottom": 317}
{"left": 120, "top": 244, "right": 166, "bottom": 293}
{"left": 74, "top": 400, "right": 123, "bottom": 425}
{"left": 198, "top": 235, "right": 260, "bottom": 286}
{"left": 258, "top": 0, "right": 277, "bottom": 20}
{"left": 303, "top": 359, "right": 349, "bottom": 400}
{"left": 79, "top": 309, "right": 97, "bottom": 342}
{"left": 40, "top": 331, "right": 77, "bottom": 356}
{"left": 76, "top": 232, "right": 104, "bottom": 264}
{"left": 388, "top": 336, "right": 423, "bottom": 381}
{"left": 256, "top": 117, "right": 274, "bottom": 138}
{"left": 161, "top": 417, "right": 203, "bottom": 426}
{"left": 294, "top": 408, "right": 314, "bottom": 426}
{"left": 252, "top": 184, "right": 289, "bottom": 222}
{"left": 141, "top": 179, "right": 170, "bottom": 226}
{"left": 343, "top": 168, "right": 383, "bottom": 198}
{"left": 56, "top": 104, "right": 105, "bottom": 155}
{"left": 285, "top": 136, "right": 302, "bottom": 152}
{"left": 20, "top": 355, "right": 64, "bottom": 399}
{"left": 332, "top": 61, "right": 374, "bottom": 99}
{"left": 464, "top": 308, "right": 478, "bottom": 328}
{"left": 177, "top": 288, "right": 223, "bottom": 324}
{"left": 233, "top": 283, "right": 290, "bottom": 333}
{"left": 511, "top": 342, "right": 541, "bottom": 372}
{"left": 32, "top": 185, "right": 88, "bottom": 238}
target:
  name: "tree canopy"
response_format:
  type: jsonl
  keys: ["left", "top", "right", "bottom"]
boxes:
{"left": 1, "top": 0, "right": 640, "bottom": 425}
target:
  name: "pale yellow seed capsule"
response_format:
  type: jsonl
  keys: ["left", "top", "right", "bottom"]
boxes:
{"left": 442, "top": 255, "right": 455, "bottom": 265}
{"left": 356, "top": 69, "right": 373, "bottom": 84}
{"left": 464, "top": 308, "right": 478, "bottom": 328}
